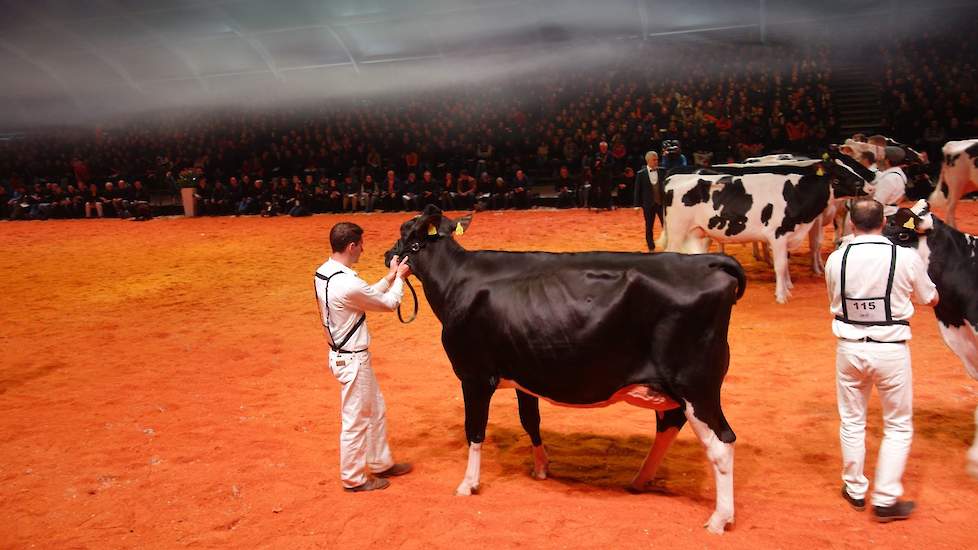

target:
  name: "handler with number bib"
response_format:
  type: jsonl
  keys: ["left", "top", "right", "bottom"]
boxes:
{"left": 314, "top": 221, "right": 413, "bottom": 492}
{"left": 824, "top": 198, "right": 938, "bottom": 522}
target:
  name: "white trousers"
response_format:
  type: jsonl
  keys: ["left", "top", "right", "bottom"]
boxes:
{"left": 329, "top": 350, "right": 394, "bottom": 488}
{"left": 836, "top": 341, "right": 913, "bottom": 507}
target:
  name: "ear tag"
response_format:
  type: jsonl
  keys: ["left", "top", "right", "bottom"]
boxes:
{"left": 903, "top": 218, "right": 916, "bottom": 230}
{"left": 822, "top": 153, "right": 830, "bottom": 161}
{"left": 816, "top": 166, "right": 825, "bottom": 176}
{"left": 427, "top": 224, "right": 438, "bottom": 236}
{"left": 455, "top": 222, "right": 464, "bottom": 236}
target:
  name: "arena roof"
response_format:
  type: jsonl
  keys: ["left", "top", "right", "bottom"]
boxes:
{"left": 0, "top": 0, "right": 973, "bottom": 129}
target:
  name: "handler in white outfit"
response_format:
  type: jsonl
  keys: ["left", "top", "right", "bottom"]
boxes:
{"left": 824, "top": 198, "right": 938, "bottom": 522}
{"left": 315, "top": 221, "right": 413, "bottom": 492}
{"left": 873, "top": 146, "right": 908, "bottom": 217}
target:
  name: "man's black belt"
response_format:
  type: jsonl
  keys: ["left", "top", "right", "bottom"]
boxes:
{"left": 839, "top": 337, "right": 906, "bottom": 344}
{"left": 331, "top": 347, "right": 368, "bottom": 354}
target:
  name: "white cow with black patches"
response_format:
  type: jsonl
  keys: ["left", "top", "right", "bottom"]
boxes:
{"left": 662, "top": 158, "right": 871, "bottom": 303}
{"left": 929, "top": 139, "right": 978, "bottom": 228}
{"left": 885, "top": 200, "right": 978, "bottom": 478}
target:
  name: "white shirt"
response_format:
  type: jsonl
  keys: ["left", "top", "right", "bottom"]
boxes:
{"left": 647, "top": 166, "right": 658, "bottom": 185}
{"left": 825, "top": 234, "right": 937, "bottom": 342}
{"left": 873, "top": 167, "right": 906, "bottom": 208}
{"left": 314, "top": 258, "right": 404, "bottom": 351}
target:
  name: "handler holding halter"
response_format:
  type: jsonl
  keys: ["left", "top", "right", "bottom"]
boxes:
{"left": 825, "top": 198, "right": 938, "bottom": 522}
{"left": 315, "top": 221, "right": 413, "bottom": 492}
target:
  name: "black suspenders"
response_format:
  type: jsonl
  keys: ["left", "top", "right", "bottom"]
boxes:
{"left": 314, "top": 271, "right": 367, "bottom": 353}
{"left": 835, "top": 242, "right": 909, "bottom": 327}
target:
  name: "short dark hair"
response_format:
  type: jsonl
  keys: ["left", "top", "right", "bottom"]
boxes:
{"left": 330, "top": 222, "right": 364, "bottom": 252}
{"left": 850, "top": 199, "right": 884, "bottom": 231}
{"left": 859, "top": 151, "right": 875, "bottom": 164}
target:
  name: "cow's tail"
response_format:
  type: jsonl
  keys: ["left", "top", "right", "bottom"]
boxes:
{"left": 928, "top": 159, "right": 949, "bottom": 208}
{"left": 711, "top": 255, "right": 747, "bottom": 302}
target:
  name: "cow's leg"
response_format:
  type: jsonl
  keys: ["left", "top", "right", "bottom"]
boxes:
{"left": 833, "top": 207, "right": 848, "bottom": 248}
{"left": 933, "top": 321, "right": 978, "bottom": 478}
{"left": 947, "top": 197, "right": 957, "bottom": 228}
{"left": 771, "top": 239, "right": 792, "bottom": 303}
{"left": 628, "top": 407, "right": 686, "bottom": 492}
{"left": 809, "top": 222, "right": 825, "bottom": 276}
{"left": 456, "top": 380, "right": 494, "bottom": 496}
{"left": 684, "top": 400, "right": 735, "bottom": 535}
{"left": 968, "top": 406, "right": 978, "bottom": 480}
{"left": 516, "top": 390, "right": 548, "bottom": 480}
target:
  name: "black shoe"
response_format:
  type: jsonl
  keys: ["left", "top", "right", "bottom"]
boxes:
{"left": 873, "top": 500, "right": 915, "bottom": 523}
{"left": 343, "top": 477, "right": 390, "bottom": 493}
{"left": 375, "top": 463, "right": 413, "bottom": 478}
{"left": 841, "top": 486, "right": 865, "bottom": 511}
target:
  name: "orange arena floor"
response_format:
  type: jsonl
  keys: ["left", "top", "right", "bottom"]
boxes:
{"left": 2, "top": 202, "right": 977, "bottom": 548}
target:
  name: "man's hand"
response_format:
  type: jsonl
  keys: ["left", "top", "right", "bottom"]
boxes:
{"left": 387, "top": 255, "right": 401, "bottom": 282}
{"left": 396, "top": 256, "right": 412, "bottom": 279}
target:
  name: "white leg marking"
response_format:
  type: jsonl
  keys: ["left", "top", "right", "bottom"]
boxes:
{"left": 455, "top": 443, "right": 482, "bottom": 496}
{"left": 809, "top": 222, "right": 825, "bottom": 276}
{"left": 684, "top": 401, "right": 734, "bottom": 534}
{"left": 771, "top": 239, "right": 791, "bottom": 304}
{"left": 968, "top": 406, "right": 978, "bottom": 480}
{"left": 531, "top": 444, "right": 549, "bottom": 480}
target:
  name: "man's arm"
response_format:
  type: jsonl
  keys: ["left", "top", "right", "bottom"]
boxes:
{"left": 350, "top": 277, "right": 404, "bottom": 312}
{"left": 909, "top": 254, "right": 939, "bottom": 307}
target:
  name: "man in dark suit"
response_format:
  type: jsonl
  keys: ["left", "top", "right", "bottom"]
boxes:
{"left": 633, "top": 151, "right": 667, "bottom": 252}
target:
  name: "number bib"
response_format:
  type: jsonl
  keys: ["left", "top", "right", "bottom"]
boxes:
{"left": 843, "top": 298, "right": 887, "bottom": 323}
{"left": 835, "top": 242, "right": 909, "bottom": 328}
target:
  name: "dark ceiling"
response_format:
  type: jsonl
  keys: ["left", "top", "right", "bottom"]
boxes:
{"left": 1, "top": 0, "right": 973, "bottom": 129}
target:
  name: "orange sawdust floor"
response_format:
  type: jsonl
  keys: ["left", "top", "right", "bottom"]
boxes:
{"left": 1, "top": 204, "right": 976, "bottom": 549}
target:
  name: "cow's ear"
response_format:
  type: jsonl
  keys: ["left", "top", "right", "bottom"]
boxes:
{"left": 414, "top": 204, "right": 443, "bottom": 239}
{"left": 453, "top": 214, "right": 473, "bottom": 237}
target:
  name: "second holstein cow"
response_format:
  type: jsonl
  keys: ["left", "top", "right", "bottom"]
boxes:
{"left": 661, "top": 155, "right": 874, "bottom": 303}
{"left": 884, "top": 200, "right": 978, "bottom": 479}
{"left": 929, "top": 139, "right": 978, "bottom": 228}
{"left": 385, "top": 205, "right": 746, "bottom": 534}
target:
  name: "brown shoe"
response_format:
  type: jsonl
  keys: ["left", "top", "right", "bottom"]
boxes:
{"left": 343, "top": 477, "right": 390, "bottom": 493}
{"left": 375, "top": 463, "right": 413, "bottom": 478}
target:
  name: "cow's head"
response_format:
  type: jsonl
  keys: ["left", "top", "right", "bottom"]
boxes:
{"left": 384, "top": 204, "right": 473, "bottom": 269}
{"left": 883, "top": 199, "right": 933, "bottom": 249}
{"left": 825, "top": 149, "right": 876, "bottom": 198}
{"left": 885, "top": 138, "right": 927, "bottom": 166}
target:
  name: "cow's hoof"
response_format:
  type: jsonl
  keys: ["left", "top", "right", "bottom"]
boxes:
{"left": 454, "top": 483, "right": 480, "bottom": 496}
{"left": 626, "top": 479, "right": 666, "bottom": 494}
{"left": 966, "top": 452, "right": 978, "bottom": 480}
{"left": 703, "top": 512, "right": 734, "bottom": 535}
{"left": 775, "top": 295, "right": 788, "bottom": 304}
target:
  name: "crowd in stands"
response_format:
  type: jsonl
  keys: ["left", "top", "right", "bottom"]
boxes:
{"left": 2, "top": 25, "right": 977, "bottom": 221}
{"left": 878, "top": 30, "right": 978, "bottom": 165}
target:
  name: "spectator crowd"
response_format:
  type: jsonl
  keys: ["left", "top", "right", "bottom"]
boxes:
{"left": 2, "top": 26, "right": 977, "bottom": 221}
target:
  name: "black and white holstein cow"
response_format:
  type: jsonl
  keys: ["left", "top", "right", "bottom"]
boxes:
{"left": 385, "top": 205, "right": 746, "bottom": 534}
{"left": 709, "top": 155, "right": 863, "bottom": 274}
{"left": 929, "top": 139, "right": 978, "bottom": 228}
{"left": 884, "top": 200, "right": 978, "bottom": 479}
{"left": 661, "top": 154, "right": 874, "bottom": 303}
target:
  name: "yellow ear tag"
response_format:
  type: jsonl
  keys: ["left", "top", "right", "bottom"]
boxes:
{"left": 455, "top": 222, "right": 464, "bottom": 236}
{"left": 427, "top": 224, "right": 437, "bottom": 236}
{"left": 822, "top": 153, "right": 830, "bottom": 161}
{"left": 903, "top": 218, "right": 916, "bottom": 230}
{"left": 816, "top": 166, "right": 825, "bottom": 176}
